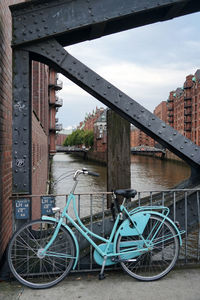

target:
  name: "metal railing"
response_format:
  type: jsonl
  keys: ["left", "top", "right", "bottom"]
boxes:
{"left": 12, "top": 188, "right": 200, "bottom": 271}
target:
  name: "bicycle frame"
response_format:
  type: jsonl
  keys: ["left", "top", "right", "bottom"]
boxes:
{"left": 41, "top": 191, "right": 184, "bottom": 270}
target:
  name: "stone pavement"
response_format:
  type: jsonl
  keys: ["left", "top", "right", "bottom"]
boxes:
{"left": 0, "top": 268, "right": 200, "bottom": 300}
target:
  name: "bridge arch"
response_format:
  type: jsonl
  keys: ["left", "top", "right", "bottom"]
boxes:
{"left": 10, "top": 0, "right": 200, "bottom": 194}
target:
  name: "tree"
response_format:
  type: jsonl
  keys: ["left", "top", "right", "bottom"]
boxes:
{"left": 63, "top": 129, "right": 94, "bottom": 148}
{"left": 84, "top": 130, "right": 94, "bottom": 148}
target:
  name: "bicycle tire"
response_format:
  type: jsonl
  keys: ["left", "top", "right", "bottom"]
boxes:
{"left": 8, "top": 219, "right": 76, "bottom": 289}
{"left": 116, "top": 215, "right": 179, "bottom": 281}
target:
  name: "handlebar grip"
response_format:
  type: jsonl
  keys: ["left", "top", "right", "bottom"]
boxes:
{"left": 87, "top": 171, "right": 100, "bottom": 177}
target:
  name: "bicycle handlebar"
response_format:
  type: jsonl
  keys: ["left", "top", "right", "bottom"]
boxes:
{"left": 73, "top": 168, "right": 99, "bottom": 180}
{"left": 87, "top": 171, "right": 99, "bottom": 177}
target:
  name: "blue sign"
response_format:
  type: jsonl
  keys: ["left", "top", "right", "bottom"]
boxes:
{"left": 41, "top": 196, "right": 55, "bottom": 215}
{"left": 15, "top": 199, "right": 30, "bottom": 219}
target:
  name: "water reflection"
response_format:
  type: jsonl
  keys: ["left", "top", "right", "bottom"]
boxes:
{"left": 130, "top": 155, "right": 191, "bottom": 191}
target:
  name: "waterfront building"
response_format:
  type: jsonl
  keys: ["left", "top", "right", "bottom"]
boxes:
{"left": 0, "top": 0, "right": 63, "bottom": 261}
{"left": 167, "top": 70, "right": 200, "bottom": 146}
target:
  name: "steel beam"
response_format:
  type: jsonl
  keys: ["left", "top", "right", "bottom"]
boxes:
{"left": 23, "top": 39, "right": 200, "bottom": 170}
{"left": 12, "top": 50, "right": 32, "bottom": 194}
{"left": 10, "top": 0, "right": 200, "bottom": 47}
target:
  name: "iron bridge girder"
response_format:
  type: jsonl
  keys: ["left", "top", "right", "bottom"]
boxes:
{"left": 22, "top": 40, "right": 200, "bottom": 167}
{"left": 10, "top": 0, "right": 200, "bottom": 47}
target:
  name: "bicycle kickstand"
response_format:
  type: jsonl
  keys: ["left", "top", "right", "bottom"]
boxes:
{"left": 99, "top": 256, "right": 107, "bottom": 280}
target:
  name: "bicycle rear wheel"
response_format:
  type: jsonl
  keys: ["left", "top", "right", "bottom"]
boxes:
{"left": 116, "top": 215, "right": 179, "bottom": 281}
{"left": 8, "top": 219, "right": 76, "bottom": 289}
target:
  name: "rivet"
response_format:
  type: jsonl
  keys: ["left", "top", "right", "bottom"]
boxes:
{"left": 141, "top": 109, "right": 144, "bottom": 113}
{"left": 56, "top": 59, "right": 60, "bottom": 63}
{"left": 42, "top": 19, "right": 46, "bottom": 22}
{"left": 103, "top": 92, "right": 106, "bottom": 95}
{"left": 23, "top": 85, "right": 26, "bottom": 88}
{"left": 85, "top": 69, "right": 88, "bottom": 72}
{"left": 107, "top": 85, "right": 111, "bottom": 89}
{"left": 23, "top": 155, "right": 27, "bottom": 158}
{"left": 29, "top": 30, "right": 33, "bottom": 34}
{"left": 44, "top": 26, "right": 48, "bottom": 29}
{"left": 126, "top": 108, "right": 129, "bottom": 111}
{"left": 92, "top": 84, "right": 95, "bottom": 87}
{"left": 23, "top": 141, "right": 27, "bottom": 145}
{"left": 14, "top": 184, "right": 18, "bottom": 187}
{"left": 162, "top": 124, "right": 166, "bottom": 128}
{"left": 23, "top": 184, "right": 27, "bottom": 187}
{"left": 191, "top": 154, "right": 194, "bottom": 157}
{"left": 184, "top": 140, "right": 188, "bottom": 143}
{"left": 152, "top": 117, "right": 155, "bottom": 120}
{"left": 14, "top": 141, "right": 18, "bottom": 145}
{"left": 119, "top": 94, "right": 122, "bottom": 97}
{"left": 158, "top": 131, "right": 162, "bottom": 134}
{"left": 114, "top": 100, "right": 118, "bottom": 103}
{"left": 148, "top": 123, "right": 151, "bottom": 127}
{"left": 169, "top": 138, "right": 173, "bottom": 142}
{"left": 180, "top": 146, "right": 183, "bottom": 149}
{"left": 96, "top": 77, "right": 100, "bottom": 80}
{"left": 23, "top": 127, "right": 27, "bottom": 130}
{"left": 195, "top": 148, "right": 198, "bottom": 151}
{"left": 34, "top": 21, "right": 38, "bottom": 24}
{"left": 173, "top": 132, "right": 177, "bottom": 136}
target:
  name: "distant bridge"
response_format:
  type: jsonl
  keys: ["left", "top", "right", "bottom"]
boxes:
{"left": 56, "top": 146, "right": 88, "bottom": 154}
{"left": 131, "top": 146, "right": 166, "bottom": 156}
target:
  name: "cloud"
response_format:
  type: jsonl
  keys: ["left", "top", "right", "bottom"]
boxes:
{"left": 57, "top": 12, "right": 200, "bottom": 127}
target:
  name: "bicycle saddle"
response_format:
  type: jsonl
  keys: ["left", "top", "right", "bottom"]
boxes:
{"left": 114, "top": 189, "right": 137, "bottom": 198}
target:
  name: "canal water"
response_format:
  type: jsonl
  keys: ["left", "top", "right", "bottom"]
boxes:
{"left": 51, "top": 153, "right": 190, "bottom": 214}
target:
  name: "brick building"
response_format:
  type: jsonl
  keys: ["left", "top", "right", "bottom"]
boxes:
{"left": 167, "top": 70, "right": 200, "bottom": 146}
{"left": 0, "top": 0, "right": 62, "bottom": 262}
{"left": 93, "top": 109, "right": 107, "bottom": 152}
{"left": 80, "top": 107, "right": 105, "bottom": 131}
{"left": 0, "top": 0, "right": 27, "bottom": 263}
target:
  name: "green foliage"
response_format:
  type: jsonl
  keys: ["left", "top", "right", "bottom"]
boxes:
{"left": 84, "top": 130, "right": 94, "bottom": 148}
{"left": 63, "top": 129, "right": 94, "bottom": 148}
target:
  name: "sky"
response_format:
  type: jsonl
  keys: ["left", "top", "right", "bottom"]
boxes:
{"left": 56, "top": 11, "right": 200, "bottom": 129}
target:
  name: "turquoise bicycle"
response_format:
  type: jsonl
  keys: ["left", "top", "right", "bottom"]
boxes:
{"left": 8, "top": 169, "right": 184, "bottom": 289}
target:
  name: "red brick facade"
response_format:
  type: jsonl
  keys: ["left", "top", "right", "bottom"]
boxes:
{"left": 0, "top": 1, "right": 62, "bottom": 260}
{"left": 167, "top": 70, "right": 200, "bottom": 146}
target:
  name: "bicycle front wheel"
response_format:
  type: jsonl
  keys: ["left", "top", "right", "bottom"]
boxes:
{"left": 117, "top": 215, "right": 179, "bottom": 281}
{"left": 8, "top": 219, "right": 76, "bottom": 289}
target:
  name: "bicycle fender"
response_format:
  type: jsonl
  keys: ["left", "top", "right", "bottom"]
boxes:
{"left": 41, "top": 216, "right": 79, "bottom": 269}
{"left": 144, "top": 211, "right": 183, "bottom": 246}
